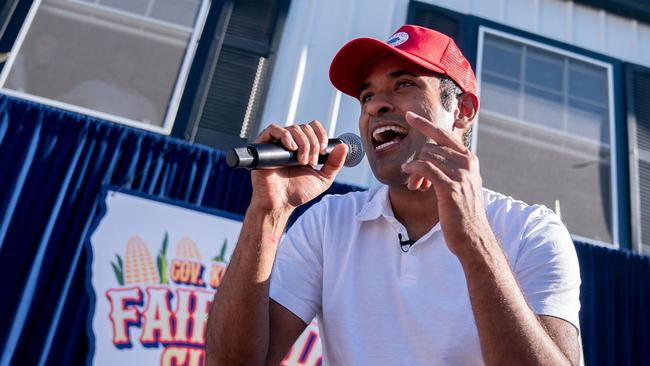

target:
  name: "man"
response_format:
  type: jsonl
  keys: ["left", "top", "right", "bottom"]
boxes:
{"left": 207, "top": 25, "right": 581, "bottom": 365}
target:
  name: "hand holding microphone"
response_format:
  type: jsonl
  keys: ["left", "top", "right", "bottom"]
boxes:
{"left": 236, "top": 121, "right": 364, "bottom": 211}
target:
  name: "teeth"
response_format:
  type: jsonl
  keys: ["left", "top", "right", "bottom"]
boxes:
{"left": 372, "top": 125, "right": 407, "bottom": 141}
{"left": 375, "top": 140, "right": 399, "bottom": 150}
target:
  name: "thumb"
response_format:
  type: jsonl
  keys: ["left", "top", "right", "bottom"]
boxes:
{"left": 320, "top": 143, "right": 347, "bottom": 179}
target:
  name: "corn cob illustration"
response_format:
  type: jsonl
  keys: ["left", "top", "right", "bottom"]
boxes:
{"left": 175, "top": 236, "right": 202, "bottom": 261}
{"left": 124, "top": 235, "right": 159, "bottom": 285}
{"left": 156, "top": 232, "right": 169, "bottom": 285}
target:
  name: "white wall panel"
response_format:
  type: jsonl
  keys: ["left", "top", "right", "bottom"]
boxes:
{"left": 261, "top": 0, "right": 650, "bottom": 187}
{"left": 605, "top": 15, "right": 636, "bottom": 61}
{"left": 425, "top": 0, "right": 467, "bottom": 14}
{"left": 504, "top": 0, "right": 538, "bottom": 32}
{"left": 469, "top": 0, "right": 503, "bottom": 22}
{"left": 260, "top": 0, "right": 316, "bottom": 126}
{"left": 639, "top": 25, "right": 650, "bottom": 65}
{"left": 572, "top": 4, "right": 603, "bottom": 51}
{"left": 539, "top": 0, "right": 569, "bottom": 41}
{"left": 290, "top": 0, "right": 357, "bottom": 127}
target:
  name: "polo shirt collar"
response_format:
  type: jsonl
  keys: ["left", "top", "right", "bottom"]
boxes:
{"left": 356, "top": 185, "right": 393, "bottom": 221}
{"left": 355, "top": 185, "right": 443, "bottom": 240}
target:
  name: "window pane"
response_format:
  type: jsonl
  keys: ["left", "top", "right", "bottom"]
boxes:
{"left": 522, "top": 85, "right": 563, "bottom": 129}
{"left": 2, "top": 0, "right": 203, "bottom": 128}
{"left": 482, "top": 36, "right": 521, "bottom": 80}
{"left": 481, "top": 73, "right": 520, "bottom": 117}
{"left": 151, "top": 0, "right": 201, "bottom": 28}
{"left": 525, "top": 47, "right": 563, "bottom": 91}
{"left": 477, "top": 32, "right": 614, "bottom": 244}
{"left": 567, "top": 98, "right": 608, "bottom": 143}
{"left": 569, "top": 60, "right": 607, "bottom": 105}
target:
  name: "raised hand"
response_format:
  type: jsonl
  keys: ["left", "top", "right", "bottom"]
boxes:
{"left": 401, "top": 111, "right": 492, "bottom": 257}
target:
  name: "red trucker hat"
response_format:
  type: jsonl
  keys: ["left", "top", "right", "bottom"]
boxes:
{"left": 329, "top": 24, "right": 477, "bottom": 98}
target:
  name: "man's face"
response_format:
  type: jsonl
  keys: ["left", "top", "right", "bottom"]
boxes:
{"left": 358, "top": 54, "right": 457, "bottom": 186}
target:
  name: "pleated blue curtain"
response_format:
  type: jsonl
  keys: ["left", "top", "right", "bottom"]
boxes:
{"left": 0, "top": 95, "right": 255, "bottom": 365}
{"left": 576, "top": 242, "right": 650, "bottom": 366}
{"left": 0, "top": 94, "right": 649, "bottom": 365}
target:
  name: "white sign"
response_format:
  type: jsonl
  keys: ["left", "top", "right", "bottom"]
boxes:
{"left": 88, "top": 190, "right": 322, "bottom": 366}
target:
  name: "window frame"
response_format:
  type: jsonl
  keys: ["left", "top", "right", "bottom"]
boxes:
{"left": 0, "top": 0, "right": 212, "bottom": 134}
{"left": 475, "top": 26, "right": 620, "bottom": 248}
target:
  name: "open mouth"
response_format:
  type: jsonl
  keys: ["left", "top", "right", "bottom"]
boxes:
{"left": 372, "top": 125, "right": 408, "bottom": 151}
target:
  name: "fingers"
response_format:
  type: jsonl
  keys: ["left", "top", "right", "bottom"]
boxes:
{"left": 402, "top": 142, "right": 480, "bottom": 191}
{"left": 405, "top": 111, "right": 466, "bottom": 153}
{"left": 420, "top": 179, "right": 432, "bottom": 191}
{"left": 421, "top": 144, "right": 465, "bottom": 165}
{"left": 309, "top": 121, "right": 329, "bottom": 153}
{"left": 285, "top": 125, "right": 311, "bottom": 165}
{"left": 320, "top": 143, "right": 347, "bottom": 180}
{"left": 402, "top": 160, "right": 453, "bottom": 188}
{"left": 401, "top": 148, "right": 465, "bottom": 191}
{"left": 300, "top": 124, "right": 320, "bottom": 166}
{"left": 254, "top": 123, "right": 298, "bottom": 150}
{"left": 405, "top": 175, "right": 432, "bottom": 191}
{"left": 406, "top": 174, "right": 425, "bottom": 191}
{"left": 254, "top": 121, "right": 329, "bottom": 166}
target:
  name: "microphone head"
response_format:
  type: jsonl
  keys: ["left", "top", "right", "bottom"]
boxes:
{"left": 226, "top": 147, "right": 255, "bottom": 168}
{"left": 338, "top": 133, "right": 365, "bottom": 167}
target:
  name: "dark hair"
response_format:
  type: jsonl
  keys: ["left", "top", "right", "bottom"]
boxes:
{"left": 438, "top": 76, "right": 472, "bottom": 149}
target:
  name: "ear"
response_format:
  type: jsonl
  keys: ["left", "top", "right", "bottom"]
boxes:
{"left": 453, "top": 92, "right": 480, "bottom": 130}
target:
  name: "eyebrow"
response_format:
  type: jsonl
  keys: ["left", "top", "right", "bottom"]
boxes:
{"left": 358, "top": 69, "right": 419, "bottom": 95}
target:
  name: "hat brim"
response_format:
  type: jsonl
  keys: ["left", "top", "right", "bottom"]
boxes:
{"left": 329, "top": 37, "right": 447, "bottom": 99}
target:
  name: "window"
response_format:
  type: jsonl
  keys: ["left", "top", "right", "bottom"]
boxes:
{"left": 476, "top": 28, "right": 617, "bottom": 246}
{"left": 0, "top": 0, "right": 209, "bottom": 133}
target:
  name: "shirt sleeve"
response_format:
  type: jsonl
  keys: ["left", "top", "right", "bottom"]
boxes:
{"left": 270, "top": 201, "right": 325, "bottom": 324}
{"left": 514, "top": 208, "right": 582, "bottom": 330}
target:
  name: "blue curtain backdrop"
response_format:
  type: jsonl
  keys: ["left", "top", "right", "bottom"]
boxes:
{"left": 0, "top": 94, "right": 647, "bottom": 365}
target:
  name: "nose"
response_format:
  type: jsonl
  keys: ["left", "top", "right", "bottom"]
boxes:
{"left": 365, "top": 94, "right": 394, "bottom": 116}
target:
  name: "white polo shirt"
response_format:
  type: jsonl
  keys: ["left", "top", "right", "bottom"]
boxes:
{"left": 270, "top": 185, "right": 581, "bottom": 365}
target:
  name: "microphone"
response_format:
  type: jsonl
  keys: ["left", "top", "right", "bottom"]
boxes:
{"left": 226, "top": 132, "right": 365, "bottom": 169}
{"left": 398, "top": 233, "right": 415, "bottom": 253}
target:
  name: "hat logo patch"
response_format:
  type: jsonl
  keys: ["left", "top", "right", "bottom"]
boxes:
{"left": 387, "top": 32, "right": 409, "bottom": 47}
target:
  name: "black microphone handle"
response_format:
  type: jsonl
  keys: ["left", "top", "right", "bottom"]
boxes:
{"left": 227, "top": 138, "right": 343, "bottom": 169}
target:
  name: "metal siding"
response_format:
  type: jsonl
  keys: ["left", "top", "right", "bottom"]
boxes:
{"left": 261, "top": 0, "right": 317, "bottom": 125}
{"left": 572, "top": 2, "right": 605, "bottom": 50}
{"left": 469, "top": 0, "right": 503, "bottom": 21}
{"left": 425, "top": 0, "right": 468, "bottom": 14}
{"left": 504, "top": 0, "right": 539, "bottom": 32}
{"left": 605, "top": 14, "right": 636, "bottom": 62}
{"left": 640, "top": 25, "right": 650, "bottom": 64}
{"left": 540, "top": 0, "right": 570, "bottom": 41}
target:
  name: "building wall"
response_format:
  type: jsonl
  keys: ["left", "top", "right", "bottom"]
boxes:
{"left": 260, "top": 0, "right": 650, "bottom": 187}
